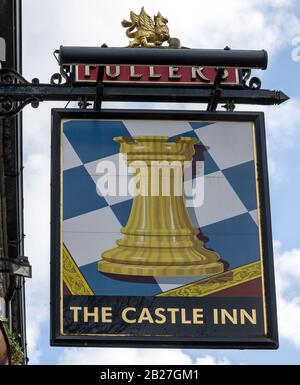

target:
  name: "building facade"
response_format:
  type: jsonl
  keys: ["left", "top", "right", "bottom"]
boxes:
{"left": 0, "top": 0, "right": 27, "bottom": 365}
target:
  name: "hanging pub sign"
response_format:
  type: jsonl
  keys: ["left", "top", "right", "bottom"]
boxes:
{"left": 50, "top": 108, "right": 278, "bottom": 348}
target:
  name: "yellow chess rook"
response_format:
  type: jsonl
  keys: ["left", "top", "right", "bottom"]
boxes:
{"left": 98, "top": 136, "right": 224, "bottom": 277}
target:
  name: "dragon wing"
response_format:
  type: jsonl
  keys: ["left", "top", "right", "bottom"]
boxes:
{"left": 130, "top": 10, "right": 140, "bottom": 25}
{"left": 139, "top": 7, "right": 155, "bottom": 32}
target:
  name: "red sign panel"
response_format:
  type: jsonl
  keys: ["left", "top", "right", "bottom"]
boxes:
{"left": 75, "top": 65, "right": 240, "bottom": 85}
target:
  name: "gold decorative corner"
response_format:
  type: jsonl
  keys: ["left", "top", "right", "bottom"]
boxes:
{"left": 159, "top": 261, "right": 262, "bottom": 297}
{"left": 63, "top": 244, "right": 94, "bottom": 295}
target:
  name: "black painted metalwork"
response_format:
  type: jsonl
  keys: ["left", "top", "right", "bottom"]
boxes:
{"left": 0, "top": 68, "right": 289, "bottom": 117}
{"left": 59, "top": 46, "right": 268, "bottom": 69}
{"left": 0, "top": 45, "right": 290, "bottom": 117}
{"left": 206, "top": 67, "right": 225, "bottom": 111}
{"left": 0, "top": 68, "right": 40, "bottom": 116}
{"left": 242, "top": 69, "right": 262, "bottom": 90}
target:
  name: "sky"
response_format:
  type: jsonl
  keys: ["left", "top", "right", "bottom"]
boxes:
{"left": 21, "top": 0, "right": 300, "bottom": 364}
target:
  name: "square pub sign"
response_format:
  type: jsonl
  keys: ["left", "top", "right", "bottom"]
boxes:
{"left": 50, "top": 109, "right": 278, "bottom": 348}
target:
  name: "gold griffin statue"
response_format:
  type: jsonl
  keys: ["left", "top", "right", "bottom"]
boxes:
{"left": 121, "top": 7, "right": 181, "bottom": 48}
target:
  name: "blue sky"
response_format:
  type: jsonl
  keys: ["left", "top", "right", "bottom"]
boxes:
{"left": 22, "top": 0, "right": 300, "bottom": 364}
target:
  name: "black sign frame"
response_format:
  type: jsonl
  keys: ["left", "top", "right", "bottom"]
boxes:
{"left": 51, "top": 108, "right": 278, "bottom": 349}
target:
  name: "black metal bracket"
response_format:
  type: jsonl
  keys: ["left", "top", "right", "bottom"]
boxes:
{"left": 93, "top": 44, "right": 107, "bottom": 110}
{"left": 93, "top": 65, "right": 105, "bottom": 110}
{"left": 0, "top": 68, "right": 40, "bottom": 117}
{"left": 205, "top": 47, "right": 266, "bottom": 111}
{"left": 0, "top": 67, "right": 289, "bottom": 118}
{"left": 222, "top": 100, "right": 236, "bottom": 112}
{"left": 78, "top": 97, "right": 91, "bottom": 109}
{"left": 242, "top": 69, "right": 262, "bottom": 90}
{"left": 206, "top": 67, "right": 226, "bottom": 111}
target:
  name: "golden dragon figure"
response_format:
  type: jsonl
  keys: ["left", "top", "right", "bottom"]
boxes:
{"left": 121, "top": 7, "right": 181, "bottom": 48}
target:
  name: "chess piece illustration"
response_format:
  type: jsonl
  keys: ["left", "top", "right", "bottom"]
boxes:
{"left": 98, "top": 136, "right": 224, "bottom": 277}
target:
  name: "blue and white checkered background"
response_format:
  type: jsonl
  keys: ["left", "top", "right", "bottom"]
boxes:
{"left": 62, "top": 119, "right": 260, "bottom": 296}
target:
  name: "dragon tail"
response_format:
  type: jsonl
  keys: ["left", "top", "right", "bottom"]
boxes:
{"left": 121, "top": 20, "right": 136, "bottom": 38}
{"left": 126, "top": 25, "right": 136, "bottom": 38}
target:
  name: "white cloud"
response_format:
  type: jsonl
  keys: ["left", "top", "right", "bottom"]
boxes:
{"left": 234, "top": 98, "right": 300, "bottom": 184}
{"left": 262, "top": 100, "right": 300, "bottom": 184}
{"left": 274, "top": 244, "right": 300, "bottom": 348}
{"left": 235, "top": 99, "right": 300, "bottom": 152}
{"left": 60, "top": 348, "right": 192, "bottom": 365}
{"left": 194, "top": 355, "right": 231, "bottom": 365}
{"left": 277, "top": 296, "right": 300, "bottom": 348}
{"left": 263, "top": 100, "right": 300, "bottom": 151}
{"left": 23, "top": 150, "right": 51, "bottom": 364}
{"left": 23, "top": 104, "right": 59, "bottom": 363}
{"left": 267, "top": 158, "right": 284, "bottom": 183}
{"left": 59, "top": 348, "right": 231, "bottom": 365}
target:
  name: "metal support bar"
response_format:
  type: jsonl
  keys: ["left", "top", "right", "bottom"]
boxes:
{"left": 0, "top": 84, "right": 289, "bottom": 104}
{"left": 0, "top": 64, "right": 289, "bottom": 117}
{"left": 102, "top": 87, "right": 288, "bottom": 105}
{"left": 59, "top": 46, "right": 268, "bottom": 69}
{"left": 0, "top": 83, "right": 289, "bottom": 117}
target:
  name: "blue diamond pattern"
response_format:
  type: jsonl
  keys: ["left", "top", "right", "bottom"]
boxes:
{"left": 110, "top": 199, "right": 133, "bottom": 227}
{"left": 64, "top": 120, "right": 131, "bottom": 164}
{"left": 223, "top": 161, "right": 257, "bottom": 211}
{"left": 202, "top": 212, "right": 260, "bottom": 269}
{"left": 62, "top": 119, "right": 262, "bottom": 296}
{"left": 63, "top": 165, "right": 108, "bottom": 220}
